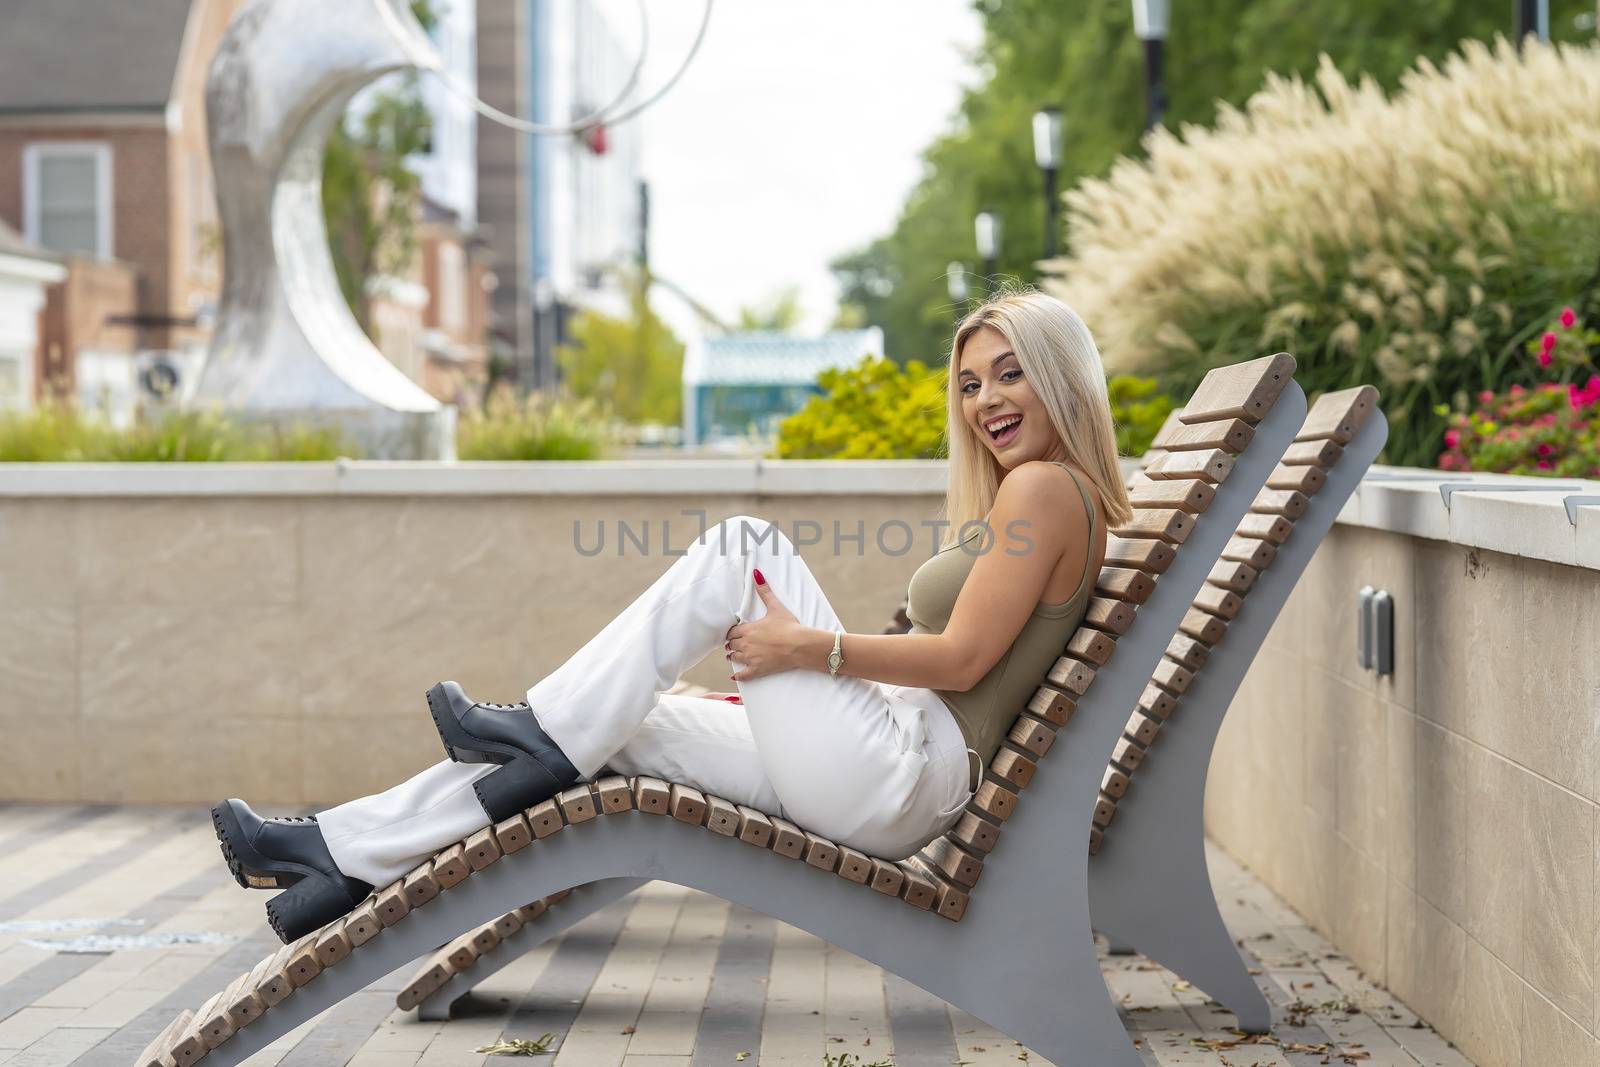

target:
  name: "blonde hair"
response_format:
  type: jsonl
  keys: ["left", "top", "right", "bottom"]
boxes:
{"left": 941, "top": 284, "right": 1133, "bottom": 547}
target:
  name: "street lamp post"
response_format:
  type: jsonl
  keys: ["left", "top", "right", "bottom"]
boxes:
{"left": 1032, "top": 107, "right": 1063, "bottom": 259}
{"left": 975, "top": 211, "right": 1001, "bottom": 294}
{"left": 1131, "top": 0, "right": 1169, "bottom": 131}
{"left": 1515, "top": 0, "right": 1550, "bottom": 42}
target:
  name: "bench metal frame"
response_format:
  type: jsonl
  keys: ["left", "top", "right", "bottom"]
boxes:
{"left": 1088, "top": 407, "right": 1388, "bottom": 1031}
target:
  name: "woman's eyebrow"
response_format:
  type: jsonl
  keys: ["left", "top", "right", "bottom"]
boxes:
{"left": 957, "top": 351, "right": 1016, "bottom": 378}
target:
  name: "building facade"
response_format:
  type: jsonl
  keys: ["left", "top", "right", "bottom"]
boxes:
{"left": 476, "top": 0, "right": 646, "bottom": 392}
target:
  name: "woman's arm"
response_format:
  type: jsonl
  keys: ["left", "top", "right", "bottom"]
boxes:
{"left": 770, "top": 462, "right": 1094, "bottom": 691}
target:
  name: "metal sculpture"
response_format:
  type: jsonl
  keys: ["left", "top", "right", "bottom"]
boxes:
{"left": 194, "top": 0, "right": 454, "bottom": 459}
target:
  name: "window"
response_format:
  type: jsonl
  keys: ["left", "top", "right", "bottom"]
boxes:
{"left": 23, "top": 143, "right": 113, "bottom": 259}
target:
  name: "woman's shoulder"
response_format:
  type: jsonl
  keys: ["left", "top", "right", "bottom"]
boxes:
{"left": 993, "top": 460, "right": 1092, "bottom": 527}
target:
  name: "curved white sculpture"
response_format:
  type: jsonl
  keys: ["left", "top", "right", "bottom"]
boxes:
{"left": 194, "top": 0, "right": 455, "bottom": 459}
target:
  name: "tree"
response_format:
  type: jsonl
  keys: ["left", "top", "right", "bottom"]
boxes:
{"left": 555, "top": 276, "right": 685, "bottom": 425}
{"left": 736, "top": 287, "right": 806, "bottom": 332}
{"left": 322, "top": 1, "right": 436, "bottom": 333}
{"left": 834, "top": 0, "right": 1596, "bottom": 367}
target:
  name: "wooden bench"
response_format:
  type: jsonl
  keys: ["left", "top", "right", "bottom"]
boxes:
{"left": 136, "top": 353, "right": 1307, "bottom": 1067}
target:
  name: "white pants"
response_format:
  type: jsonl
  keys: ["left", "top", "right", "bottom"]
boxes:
{"left": 318, "top": 514, "right": 976, "bottom": 887}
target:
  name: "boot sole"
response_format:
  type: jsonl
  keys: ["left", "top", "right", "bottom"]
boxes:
{"left": 426, "top": 683, "right": 505, "bottom": 765}
{"left": 211, "top": 800, "right": 316, "bottom": 892}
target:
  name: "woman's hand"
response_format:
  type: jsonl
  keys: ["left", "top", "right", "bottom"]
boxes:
{"left": 724, "top": 569, "right": 820, "bottom": 682}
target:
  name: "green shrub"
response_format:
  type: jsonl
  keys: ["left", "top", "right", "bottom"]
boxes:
{"left": 0, "top": 405, "right": 351, "bottom": 461}
{"left": 774, "top": 356, "right": 948, "bottom": 459}
{"left": 773, "top": 355, "right": 1177, "bottom": 459}
{"left": 1046, "top": 38, "right": 1600, "bottom": 466}
{"left": 456, "top": 390, "right": 612, "bottom": 460}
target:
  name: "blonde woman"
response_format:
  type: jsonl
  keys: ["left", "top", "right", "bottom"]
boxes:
{"left": 210, "top": 286, "right": 1134, "bottom": 942}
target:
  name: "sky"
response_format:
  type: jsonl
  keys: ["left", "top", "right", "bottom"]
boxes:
{"left": 623, "top": 1, "right": 983, "bottom": 334}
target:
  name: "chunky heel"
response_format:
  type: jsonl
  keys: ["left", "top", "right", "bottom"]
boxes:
{"left": 427, "top": 683, "right": 497, "bottom": 763}
{"left": 265, "top": 875, "right": 366, "bottom": 944}
{"left": 473, "top": 758, "right": 562, "bottom": 822}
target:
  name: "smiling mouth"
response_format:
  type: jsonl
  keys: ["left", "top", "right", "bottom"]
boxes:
{"left": 984, "top": 413, "right": 1023, "bottom": 446}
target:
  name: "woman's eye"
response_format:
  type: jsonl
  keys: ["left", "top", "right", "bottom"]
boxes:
{"left": 1002, "top": 369, "right": 1021, "bottom": 382}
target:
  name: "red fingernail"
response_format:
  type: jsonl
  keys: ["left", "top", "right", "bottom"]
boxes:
{"left": 724, "top": 695, "right": 741, "bottom": 702}
{"left": 753, "top": 568, "right": 766, "bottom": 585}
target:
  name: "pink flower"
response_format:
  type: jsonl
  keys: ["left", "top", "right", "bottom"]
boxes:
{"left": 1444, "top": 428, "right": 1460, "bottom": 448}
{"left": 1510, "top": 384, "right": 1525, "bottom": 396}
{"left": 1537, "top": 443, "right": 1555, "bottom": 457}
{"left": 1539, "top": 350, "right": 1553, "bottom": 368}
{"left": 1560, "top": 306, "right": 1577, "bottom": 329}
{"left": 1479, "top": 390, "right": 1496, "bottom": 404}
{"left": 1537, "top": 460, "right": 1553, "bottom": 470}
{"left": 1542, "top": 331, "right": 1558, "bottom": 353}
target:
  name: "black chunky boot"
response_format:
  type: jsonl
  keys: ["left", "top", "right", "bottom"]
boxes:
{"left": 211, "top": 799, "right": 373, "bottom": 945}
{"left": 425, "top": 680, "right": 582, "bottom": 821}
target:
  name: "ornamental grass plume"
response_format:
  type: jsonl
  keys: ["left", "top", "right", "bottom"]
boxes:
{"left": 1043, "top": 36, "right": 1600, "bottom": 465}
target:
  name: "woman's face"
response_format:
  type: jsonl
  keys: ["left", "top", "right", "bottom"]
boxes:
{"left": 957, "top": 325, "right": 1067, "bottom": 471}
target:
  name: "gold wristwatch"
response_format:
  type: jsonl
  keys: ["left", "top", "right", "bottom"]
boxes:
{"left": 827, "top": 631, "right": 844, "bottom": 677}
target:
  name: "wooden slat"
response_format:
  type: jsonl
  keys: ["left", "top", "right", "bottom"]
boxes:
{"left": 375, "top": 879, "right": 411, "bottom": 926}
{"left": 970, "top": 779, "right": 1018, "bottom": 822}
{"left": 705, "top": 794, "right": 740, "bottom": 836}
{"left": 1083, "top": 597, "right": 1135, "bottom": 635}
{"left": 493, "top": 910, "right": 524, "bottom": 940}
{"left": 1193, "top": 583, "right": 1242, "bottom": 619}
{"left": 444, "top": 933, "right": 478, "bottom": 971}
{"left": 1111, "top": 736, "right": 1146, "bottom": 772}
{"left": 1251, "top": 489, "right": 1308, "bottom": 519}
{"left": 1066, "top": 628, "right": 1116, "bottom": 665}
{"left": 1091, "top": 793, "right": 1118, "bottom": 828}
{"left": 1007, "top": 713, "right": 1056, "bottom": 758}
{"left": 802, "top": 831, "right": 840, "bottom": 871}
{"left": 228, "top": 959, "right": 269, "bottom": 1029}
{"left": 493, "top": 813, "right": 533, "bottom": 854}
{"left": 1110, "top": 508, "right": 1191, "bottom": 543}
{"left": 905, "top": 856, "right": 969, "bottom": 922}
{"left": 836, "top": 846, "right": 873, "bottom": 883}
{"left": 544, "top": 888, "right": 571, "bottom": 904}
{"left": 1180, "top": 352, "right": 1295, "bottom": 424}
{"left": 1237, "top": 512, "right": 1295, "bottom": 543}
{"left": 200, "top": 974, "right": 243, "bottom": 1049}
{"left": 595, "top": 775, "right": 634, "bottom": 813}
{"left": 557, "top": 784, "right": 597, "bottom": 824}
{"left": 868, "top": 858, "right": 904, "bottom": 896}
{"left": 1152, "top": 417, "right": 1254, "bottom": 454}
{"left": 464, "top": 828, "right": 502, "bottom": 871}
{"left": 433, "top": 843, "right": 472, "bottom": 887}
{"left": 1146, "top": 447, "right": 1236, "bottom": 483}
{"left": 669, "top": 783, "right": 708, "bottom": 825}
{"left": 1267, "top": 463, "right": 1326, "bottom": 494}
{"left": 1145, "top": 410, "right": 1185, "bottom": 454}
{"left": 1125, "top": 710, "right": 1162, "bottom": 746}
{"left": 1152, "top": 658, "right": 1194, "bottom": 694}
{"left": 1104, "top": 536, "right": 1174, "bottom": 573}
{"left": 633, "top": 776, "right": 671, "bottom": 815}
{"left": 1179, "top": 607, "right": 1227, "bottom": 645}
{"left": 896, "top": 862, "right": 936, "bottom": 910}
{"left": 989, "top": 747, "right": 1036, "bottom": 789}
{"left": 1047, "top": 656, "right": 1095, "bottom": 695}
{"left": 769, "top": 817, "right": 807, "bottom": 859}
{"left": 1281, "top": 439, "right": 1342, "bottom": 467}
{"left": 1221, "top": 535, "right": 1275, "bottom": 570}
{"left": 1166, "top": 633, "right": 1211, "bottom": 670}
{"left": 471, "top": 924, "right": 501, "bottom": 955}
{"left": 1095, "top": 567, "right": 1154, "bottom": 605}
{"left": 1137, "top": 683, "right": 1178, "bottom": 721}
{"left": 343, "top": 901, "right": 381, "bottom": 946}
{"left": 402, "top": 863, "right": 440, "bottom": 909}
{"left": 169, "top": 1020, "right": 208, "bottom": 1067}
{"left": 254, "top": 947, "right": 294, "bottom": 1006}
{"left": 1027, "top": 685, "right": 1075, "bottom": 725}
{"left": 515, "top": 900, "right": 549, "bottom": 924}
{"left": 922, "top": 836, "right": 983, "bottom": 888}
{"left": 1296, "top": 384, "right": 1378, "bottom": 444}
{"left": 1130, "top": 478, "right": 1216, "bottom": 514}
{"left": 949, "top": 810, "right": 1001, "bottom": 855}
{"left": 137, "top": 1008, "right": 192, "bottom": 1067}
{"left": 735, "top": 805, "right": 773, "bottom": 847}
{"left": 1208, "top": 559, "right": 1258, "bottom": 593}
{"left": 527, "top": 798, "right": 565, "bottom": 837}
{"left": 285, "top": 933, "right": 323, "bottom": 986}
{"left": 1089, "top": 827, "right": 1103, "bottom": 855}
{"left": 396, "top": 962, "right": 451, "bottom": 1011}
{"left": 1102, "top": 766, "right": 1131, "bottom": 799}
{"left": 314, "top": 922, "right": 352, "bottom": 968}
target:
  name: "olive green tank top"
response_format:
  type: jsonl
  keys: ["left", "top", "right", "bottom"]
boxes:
{"left": 904, "top": 462, "right": 1101, "bottom": 785}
